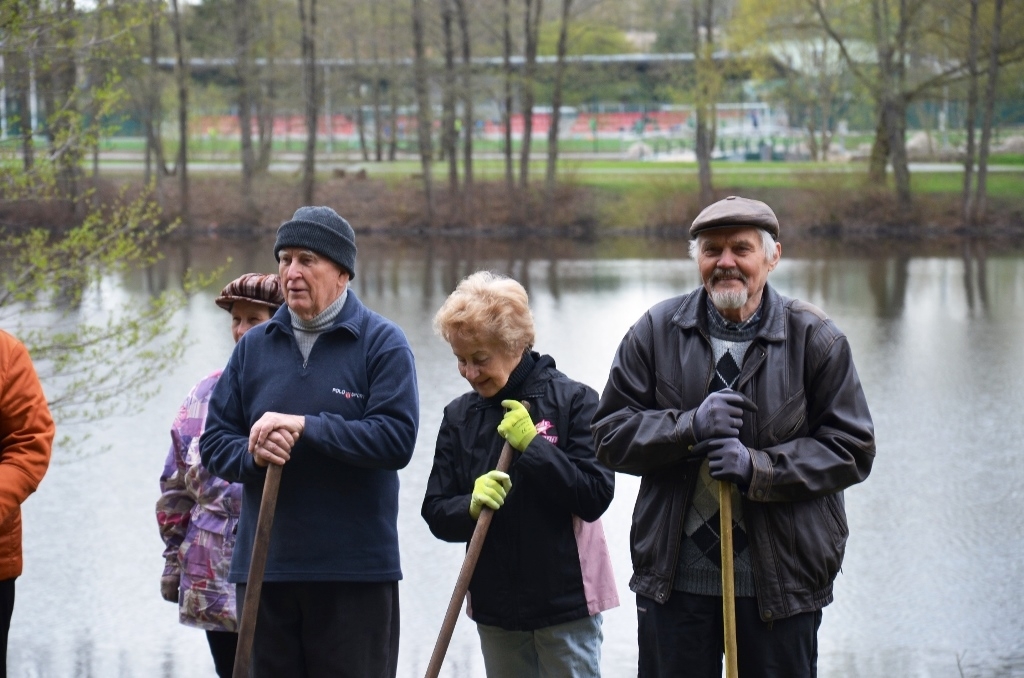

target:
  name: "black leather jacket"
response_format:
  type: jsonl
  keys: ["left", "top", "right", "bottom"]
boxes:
{"left": 592, "top": 284, "right": 875, "bottom": 621}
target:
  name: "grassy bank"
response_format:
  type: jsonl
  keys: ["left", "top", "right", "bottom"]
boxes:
{"left": 6, "top": 154, "right": 1023, "bottom": 243}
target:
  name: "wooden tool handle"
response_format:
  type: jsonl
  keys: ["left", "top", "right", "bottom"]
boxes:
{"left": 424, "top": 402, "right": 528, "bottom": 678}
{"left": 720, "top": 480, "right": 739, "bottom": 678}
{"left": 232, "top": 462, "right": 283, "bottom": 678}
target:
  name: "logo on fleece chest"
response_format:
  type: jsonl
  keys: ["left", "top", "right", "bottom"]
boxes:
{"left": 534, "top": 418, "right": 558, "bottom": 444}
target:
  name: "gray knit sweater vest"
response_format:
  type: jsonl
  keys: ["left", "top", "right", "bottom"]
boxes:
{"left": 673, "top": 300, "right": 760, "bottom": 598}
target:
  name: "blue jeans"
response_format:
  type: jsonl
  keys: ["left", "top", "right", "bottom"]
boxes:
{"left": 477, "top": 613, "right": 603, "bottom": 678}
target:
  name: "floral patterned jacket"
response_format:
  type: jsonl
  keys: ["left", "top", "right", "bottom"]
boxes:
{"left": 156, "top": 370, "right": 241, "bottom": 631}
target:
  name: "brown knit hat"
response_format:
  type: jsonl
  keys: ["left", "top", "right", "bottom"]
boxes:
{"left": 689, "top": 196, "right": 780, "bottom": 239}
{"left": 215, "top": 273, "right": 285, "bottom": 312}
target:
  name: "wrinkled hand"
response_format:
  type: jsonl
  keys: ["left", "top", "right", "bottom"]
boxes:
{"left": 469, "top": 470, "right": 512, "bottom": 520}
{"left": 248, "top": 412, "right": 305, "bottom": 467}
{"left": 160, "top": 574, "right": 180, "bottom": 603}
{"left": 497, "top": 400, "right": 536, "bottom": 452}
{"left": 705, "top": 438, "right": 753, "bottom": 487}
{"left": 692, "top": 389, "right": 758, "bottom": 441}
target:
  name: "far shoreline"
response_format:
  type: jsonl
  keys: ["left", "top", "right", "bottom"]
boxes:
{"left": 5, "top": 166, "right": 1023, "bottom": 246}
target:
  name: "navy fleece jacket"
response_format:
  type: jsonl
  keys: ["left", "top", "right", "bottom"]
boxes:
{"left": 200, "top": 291, "right": 419, "bottom": 583}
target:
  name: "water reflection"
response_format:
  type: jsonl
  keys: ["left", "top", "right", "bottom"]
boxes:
{"left": 10, "top": 235, "right": 1024, "bottom": 678}
{"left": 131, "top": 234, "right": 1020, "bottom": 324}
{"left": 868, "top": 254, "right": 910, "bottom": 318}
{"left": 961, "top": 239, "right": 990, "bottom": 314}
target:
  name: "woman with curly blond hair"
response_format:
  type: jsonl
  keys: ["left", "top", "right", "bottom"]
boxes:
{"left": 422, "top": 271, "right": 619, "bottom": 677}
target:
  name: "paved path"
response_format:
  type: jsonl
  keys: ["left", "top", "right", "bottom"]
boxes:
{"left": 93, "top": 151, "right": 1024, "bottom": 176}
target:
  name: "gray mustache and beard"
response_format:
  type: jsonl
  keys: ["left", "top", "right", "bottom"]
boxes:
{"left": 707, "top": 268, "right": 748, "bottom": 310}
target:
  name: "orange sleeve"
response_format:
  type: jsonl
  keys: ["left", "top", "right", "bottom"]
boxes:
{"left": 0, "top": 331, "right": 54, "bottom": 525}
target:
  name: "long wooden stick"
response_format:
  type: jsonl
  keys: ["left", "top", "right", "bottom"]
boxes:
{"left": 232, "top": 462, "right": 283, "bottom": 678}
{"left": 720, "top": 480, "right": 739, "bottom": 678}
{"left": 424, "top": 403, "right": 528, "bottom": 678}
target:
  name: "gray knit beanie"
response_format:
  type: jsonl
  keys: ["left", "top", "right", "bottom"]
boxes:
{"left": 274, "top": 206, "right": 357, "bottom": 275}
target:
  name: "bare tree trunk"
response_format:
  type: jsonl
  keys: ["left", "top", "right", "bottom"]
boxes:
{"left": 256, "top": 0, "right": 278, "bottom": 172}
{"left": 387, "top": 0, "right": 400, "bottom": 162}
{"left": 867, "top": 108, "right": 889, "bottom": 184}
{"left": 323, "top": 65, "right": 334, "bottom": 156}
{"left": 88, "top": 0, "right": 107, "bottom": 204}
{"left": 356, "top": 100, "right": 370, "bottom": 162}
{"left": 412, "top": 0, "right": 435, "bottom": 223}
{"left": 518, "top": 0, "right": 542, "bottom": 189}
{"left": 805, "top": 103, "right": 820, "bottom": 162}
{"left": 235, "top": 0, "right": 258, "bottom": 221}
{"left": 454, "top": 0, "right": 473, "bottom": 188}
{"left": 502, "top": 0, "right": 514, "bottom": 193}
{"left": 961, "top": 0, "right": 980, "bottom": 225}
{"left": 144, "top": 0, "right": 164, "bottom": 189}
{"left": 886, "top": 96, "right": 911, "bottom": 208}
{"left": 869, "top": 0, "right": 912, "bottom": 208}
{"left": 348, "top": 32, "right": 369, "bottom": 162}
{"left": 440, "top": 0, "right": 459, "bottom": 194}
{"left": 298, "top": 0, "right": 318, "bottom": 205}
{"left": 86, "top": 0, "right": 108, "bottom": 209}
{"left": 52, "top": 0, "right": 81, "bottom": 212}
{"left": 889, "top": 0, "right": 911, "bottom": 209}
{"left": 545, "top": 0, "right": 572, "bottom": 192}
{"left": 973, "top": 0, "right": 1003, "bottom": 226}
{"left": 7, "top": 41, "right": 35, "bottom": 171}
{"left": 370, "top": 1, "right": 384, "bottom": 162}
{"left": 38, "top": 19, "right": 55, "bottom": 151}
{"left": 693, "top": 0, "right": 716, "bottom": 208}
{"left": 170, "top": 0, "right": 190, "bottom": 231}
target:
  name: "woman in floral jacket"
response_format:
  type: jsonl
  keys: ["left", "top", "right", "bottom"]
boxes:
{"left": 155, "top": 273, "right": 283, "bottom": 678}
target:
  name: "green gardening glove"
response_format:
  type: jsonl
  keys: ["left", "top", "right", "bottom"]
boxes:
{"left": 469, "top": 470, "right": 512, "bottom": 520}
{"left": 497, "top": 400, "right": 537, "bottom": 452}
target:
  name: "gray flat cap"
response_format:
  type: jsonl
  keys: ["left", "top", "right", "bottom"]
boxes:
{"left": 689, "top": 196, "right": 780, "bottom": 239}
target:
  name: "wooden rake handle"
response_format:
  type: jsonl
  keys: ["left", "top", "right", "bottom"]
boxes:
{"left": 720, "top": 480, "right": 739, "bottom": 678}
{"left": 232, "top": 462, "right": 283, "bottom": 678}
{"left": 423, "top": 402, "right": 528, "bottom": 678}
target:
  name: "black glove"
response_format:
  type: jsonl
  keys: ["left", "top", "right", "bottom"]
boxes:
{"left": 160, "top": 574, "right": 180, "bottom": 603}
{"left": 692, "top": 389, "right": 758, "bottom": 441}
{"left": 705, "top": 438, "right": 753, "bottom": 486}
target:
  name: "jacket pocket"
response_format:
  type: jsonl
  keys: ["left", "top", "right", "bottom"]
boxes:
{"left": 758, "top": 391, "right": 807, "bottom": 447}
{"left": 820, "top": 492, "right": 849, "bottom": 553}
{"left": 654, "top": 373, "right": 681, "bottom": 410}
{"left": 630, "top": 474, "right": 675, "bottom": 574}
{"left": 772, "top": 495, "right": 847, "bottom": 592}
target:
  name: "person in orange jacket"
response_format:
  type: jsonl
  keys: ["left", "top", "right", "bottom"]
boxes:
{"left": 0, "top": 330, "right": 53, "bottom": 676}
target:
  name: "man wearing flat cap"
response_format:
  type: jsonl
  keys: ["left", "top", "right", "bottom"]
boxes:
{"left": 592, "top": 196, "right": 875, "bottom": 677}
{"left": 201, "top": 206, "right": 419, "bottom": 677}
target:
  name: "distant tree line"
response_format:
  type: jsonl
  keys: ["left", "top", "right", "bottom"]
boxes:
{"left": 1, "top": 0, "right": 1022, "bottom": 228}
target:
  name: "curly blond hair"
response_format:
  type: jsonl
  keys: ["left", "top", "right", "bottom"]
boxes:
{"left": 433, "top": 271, "right": 535, "bottom": 355}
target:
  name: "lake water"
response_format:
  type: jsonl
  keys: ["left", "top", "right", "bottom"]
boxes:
{"left": 8, "top": 235, "right": 1024, "bottom": 678}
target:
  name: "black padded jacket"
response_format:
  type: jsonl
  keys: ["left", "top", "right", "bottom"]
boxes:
{"left": 422, "top": 353, "right": 615, "bottom": 631}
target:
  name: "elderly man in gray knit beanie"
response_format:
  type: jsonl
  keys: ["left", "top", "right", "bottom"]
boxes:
{"left": 271, "top": 205, "right": 357, "bottom": 322}
{"left": 201, "top": 204, "right": 419, "bottom": 677}
{"left": 275, "top": 205, "right": 357, "bottom": 277}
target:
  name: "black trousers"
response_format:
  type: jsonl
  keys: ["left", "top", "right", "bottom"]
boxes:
{"left": 236, "top": 581, "right": 399, "bottom": 678}
{"left": 206, "top": 630, "right": 238, "bottom": 678}
{"left": 0, "top": 578, "right": 13, "bottom": 678}
{"left": 637, "top": 591, "right": 821, "bottom": 678}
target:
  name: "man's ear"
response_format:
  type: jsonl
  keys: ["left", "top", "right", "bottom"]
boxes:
{"left": 769, "top": 242, "right": 782, "bottom": 271}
